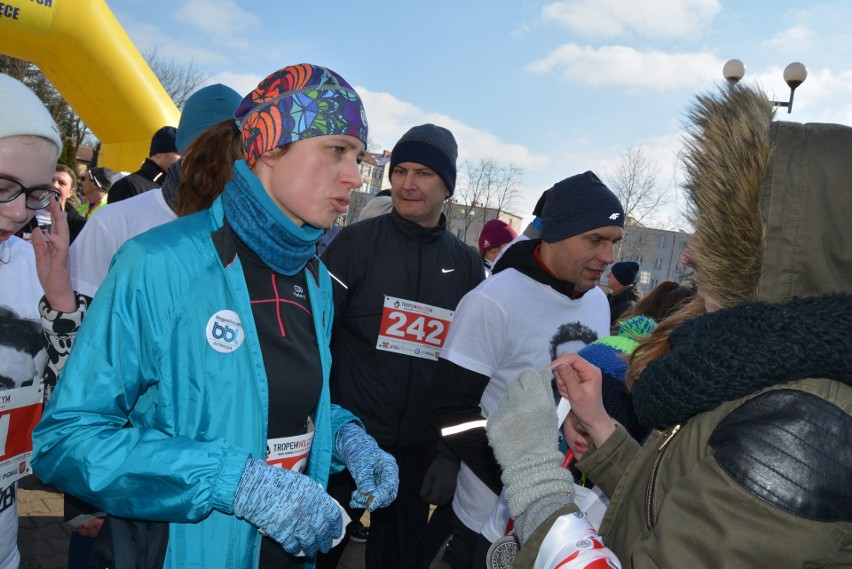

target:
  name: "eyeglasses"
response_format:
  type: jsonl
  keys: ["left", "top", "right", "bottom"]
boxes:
{"left": 0, "top": 175, "right": 60, "bottom": 210}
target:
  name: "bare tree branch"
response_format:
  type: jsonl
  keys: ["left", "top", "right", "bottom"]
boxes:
{"left": 604, "top": 146, "right": 670, "bottom": 226}
{"left": 143, "top": 49, "right": 209, "bottom": 110}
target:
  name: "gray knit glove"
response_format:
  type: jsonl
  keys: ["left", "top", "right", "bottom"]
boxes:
{"left": 486, "top": 369, "right": 574, "bottom": 544}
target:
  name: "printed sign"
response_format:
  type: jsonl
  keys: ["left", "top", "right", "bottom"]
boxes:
{"left": 0, "top": 0, "right": 56, "bottom": 36}
{"left": 0, "top": 384, "right": 43, "bottom": 487}
{"left": 376, "top": 296, "right": 454, "bottom": 361}
{"left": 266, "top": 419, "right": 314, "bottom": 473}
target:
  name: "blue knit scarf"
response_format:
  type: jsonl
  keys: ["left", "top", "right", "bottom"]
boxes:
{"left": 220, "top": 160, "right": 322, "bottom": 275}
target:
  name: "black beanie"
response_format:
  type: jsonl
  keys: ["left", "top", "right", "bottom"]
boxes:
{"left": 540, "top": 171, "right": 624, "bottom": 243}
{"left": 149, "top": 126, "right": 178, "bottom": 156}
{"left": 389, "top": 124, "right": 458, "bottom": 195}
{"left": 611, "top": 261, "right": 640, "bottom": 286}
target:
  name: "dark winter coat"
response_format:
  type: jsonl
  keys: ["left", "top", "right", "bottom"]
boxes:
{"left": 321, "top": 209, "right": 483, "bottom": 449}
{"left": 107, "top": 158, "right": 167, "bottom": 204}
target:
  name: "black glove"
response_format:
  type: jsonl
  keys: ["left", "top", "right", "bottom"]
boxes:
{"left": 420, "top": 453, "right": 460, "bottom": 505}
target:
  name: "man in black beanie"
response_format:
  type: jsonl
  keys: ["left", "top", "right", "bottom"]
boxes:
{"left": 319, "top": 124, "right": 484, "bottom": 569}
{"left": 107, "top": 125, "right": 180, "bottom": 204}
{"left": 428, "top": 170, "right": 624, "bottom": 567}
{"left": 606, "top": 260, "right": 642, "bottom": 327}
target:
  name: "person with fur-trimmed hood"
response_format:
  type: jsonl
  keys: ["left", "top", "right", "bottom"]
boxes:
{"left": 484, "top": 82, "right": 852, "bottom": 568}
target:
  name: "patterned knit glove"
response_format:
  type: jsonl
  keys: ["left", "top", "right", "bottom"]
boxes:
{"left": 232, "top": 459, "right": 342, "bottom": 557}
{"left": 335, "top": 422, "right": 399, "bottom": 511}
{"left": 487, "top": 369, "right": 574, "bottom": 543}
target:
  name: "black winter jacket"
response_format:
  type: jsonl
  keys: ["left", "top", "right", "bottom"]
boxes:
{"left": 107, "top": 158, "right": 167, "bottom": 204}
{"left": 321, "top": 210, "right": 483, "bottom": 449}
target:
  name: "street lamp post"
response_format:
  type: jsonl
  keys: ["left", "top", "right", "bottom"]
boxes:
{"left": 722, "top": 59, "right": 808, "bottom": 114}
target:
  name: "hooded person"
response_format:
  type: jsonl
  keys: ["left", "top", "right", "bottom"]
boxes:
{"left": 486, "top": 83, "right": 852, "bottom": 568}
{"left": 33, "top": 63, "right": 399, "bottom": 569}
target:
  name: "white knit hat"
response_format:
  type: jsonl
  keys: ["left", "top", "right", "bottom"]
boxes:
{"left": 0, "top": 73, "right": 63, "bottom": 153}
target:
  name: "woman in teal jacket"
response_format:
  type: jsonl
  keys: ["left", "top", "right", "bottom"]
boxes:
{"left": 32, "top": 64, "right": 399, "bottom": 569}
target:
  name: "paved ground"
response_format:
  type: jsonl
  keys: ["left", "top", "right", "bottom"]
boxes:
{"left": 17, "top": 475, "right": 69, "bottom": 569}
{"left": 16, "top": 474, "right": 372, "bottom": 568}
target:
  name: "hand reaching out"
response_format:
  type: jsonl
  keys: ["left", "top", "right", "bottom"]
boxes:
{"left": 31, "top": 195, "right": 76, "bottom": 312}
{"left": 550, "top": 354, "right": 616, "bottom": 449}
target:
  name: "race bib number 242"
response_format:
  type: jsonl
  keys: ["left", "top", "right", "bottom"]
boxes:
{"left": 376, "top": 296, "right": 454, "bottom": 361}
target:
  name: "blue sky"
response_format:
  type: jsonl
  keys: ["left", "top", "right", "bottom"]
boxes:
{"left": 110, "top": 0, "right": 852, "bottom": 228}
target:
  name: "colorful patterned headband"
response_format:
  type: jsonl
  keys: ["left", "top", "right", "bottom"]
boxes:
{"left": 234, "top": 63, "right": 368, "bottom": 167}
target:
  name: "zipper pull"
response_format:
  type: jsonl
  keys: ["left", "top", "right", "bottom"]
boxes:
{"left": 657, "top": 424, "right": 682, "bottom": 451}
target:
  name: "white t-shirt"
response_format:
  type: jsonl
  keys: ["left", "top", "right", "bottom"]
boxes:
{"left": 70, "top": 188, "right": 177, "bottom": 298}
{"left": 440, "top": 268, "right": 610, "bottom": 532}
{"left": 0, "top": 236, "right": 47, "bottom": 569}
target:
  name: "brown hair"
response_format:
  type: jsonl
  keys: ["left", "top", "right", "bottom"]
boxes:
{"left": 626, "top": 295, "right": 706, "bottom": 389}
{"left": 620, "top": 281, "right": 696, "bottom": 324}
{"left": 174, "top": 120, "right": 243, "bottom": 217}
{"left": 55, "top": 163, "right": 77, "bottom": 188}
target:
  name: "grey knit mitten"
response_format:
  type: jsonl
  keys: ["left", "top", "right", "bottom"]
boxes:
{"left": 487, "top": 369, "right": 574, "bottom": 543}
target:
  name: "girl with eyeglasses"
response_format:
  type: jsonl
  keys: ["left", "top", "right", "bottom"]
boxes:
{"left": 0, "top": 74, "right": 86, "bottom": 569}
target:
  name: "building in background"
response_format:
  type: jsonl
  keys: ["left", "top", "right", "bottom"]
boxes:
{"left": 342, "top": 149, "right": 524, "bottom": 251}
{"left": 359, "top": 150, "right": 391, "bottom": 196}
{"left": 612, "top": 219, "right": 692, "bottom": 293}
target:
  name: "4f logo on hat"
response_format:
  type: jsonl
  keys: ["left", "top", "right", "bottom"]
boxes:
{"left": 609, "top": 213, "right": 621, "bottom": 220}
{"left": 206, "top": 310, "right": 244, "bottom": 353}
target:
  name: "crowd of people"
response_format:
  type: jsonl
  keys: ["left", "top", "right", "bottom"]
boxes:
{"left": 1, "top": 58, "right": 849, "bottom": 569}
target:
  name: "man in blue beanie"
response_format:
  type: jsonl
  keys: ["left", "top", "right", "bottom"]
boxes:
{"left": 107, "top": 125, "right": 180, "bottom": 204}
{"left": 606, "top": 260, "right": 642, "bottom": 328}
{"left": 319, "top": 124, "right": 484, "bottom": 569}
{"left": 428, "top": 170, "right": 625, "bottom": 566}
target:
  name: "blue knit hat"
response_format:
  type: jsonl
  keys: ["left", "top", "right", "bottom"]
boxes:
{"left": 176, "top": 84, "right": 242, "bottom": 154}
{"left": 577, "top": 315, "right": 656, "bottom": 441}
{"left": 541, "top": 171, "right": 624, "bottom": 243}
{"left": 389, "top": 123, "right": 458, "bottom": 195}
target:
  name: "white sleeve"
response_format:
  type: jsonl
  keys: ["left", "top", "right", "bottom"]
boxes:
{"left": 440, "top": 290, "right": 508, "bottom": 378}
{"left": 69, "top": 213, "right": 121, "bottom": 298}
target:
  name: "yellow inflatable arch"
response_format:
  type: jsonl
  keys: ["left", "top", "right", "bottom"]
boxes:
{"left": 0, "top": 0, "right": 179, "bottom": 171}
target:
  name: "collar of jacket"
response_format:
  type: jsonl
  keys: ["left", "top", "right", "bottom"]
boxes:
{"left": 389, "top": 208, "right": 447, "bottom": 243}
{"left": 492, "top": 238, "right": 585, "bottom": 299}
{"left": 138, "top": 157, "right": 168, "bottom": 184}
{"left": 609, "top": 284, "right": 640, "bottom": 302}
{"left": 632, "top": 293, "right": 852, "bottom": 429}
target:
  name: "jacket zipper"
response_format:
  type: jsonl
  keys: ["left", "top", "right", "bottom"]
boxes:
{"left": 645, "top": 424, "right": 682, "bottom": 531}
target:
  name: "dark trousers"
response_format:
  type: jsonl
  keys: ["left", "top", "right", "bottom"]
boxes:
{"left": 317, "top": 442, "right": 436, "bottom": 569}
{"left": 445, "top": 510, "right": 492, "bottom": 569}
{"left": 409, "top": 503, "right": 453, "bottom": 569}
